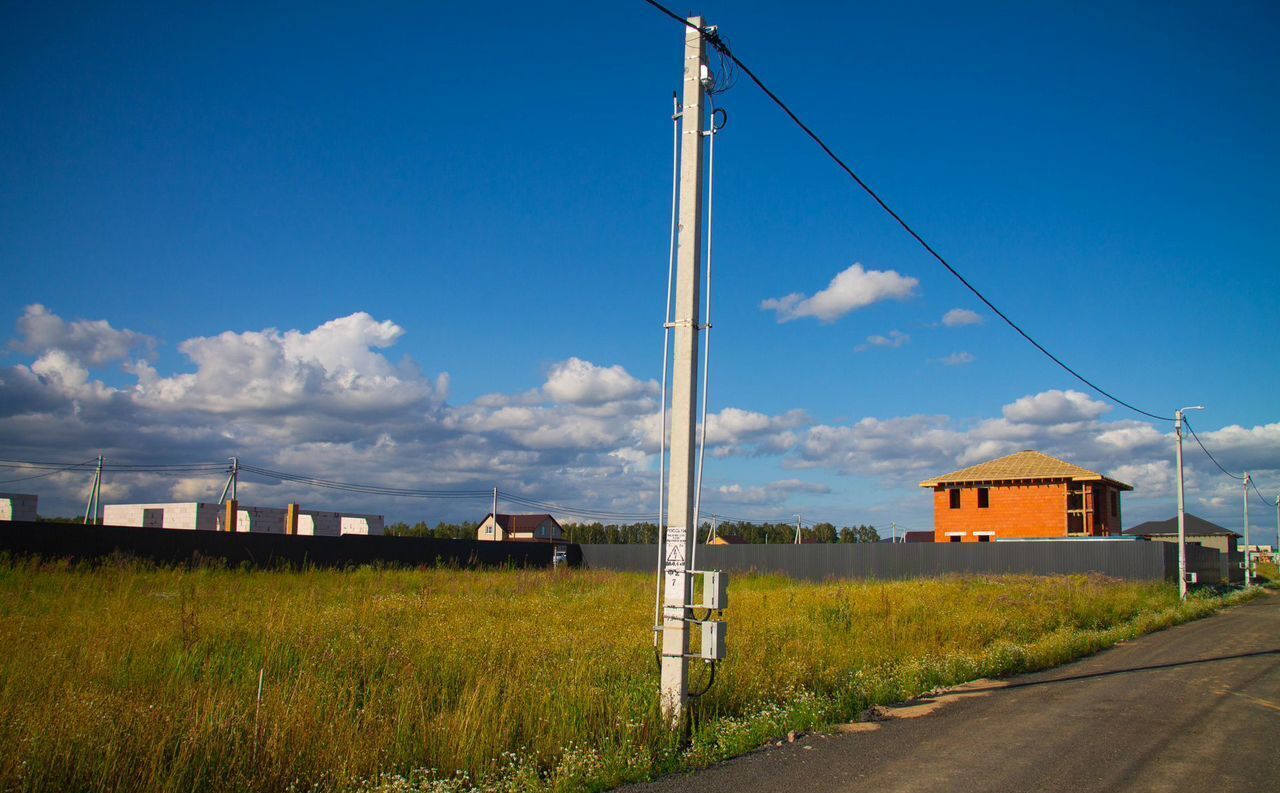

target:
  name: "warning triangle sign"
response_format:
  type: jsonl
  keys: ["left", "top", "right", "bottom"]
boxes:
{"left": 665, "top": 543, "right": 685, "bottom": 566}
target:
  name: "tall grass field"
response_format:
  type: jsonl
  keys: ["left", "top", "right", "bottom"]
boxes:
{"left": 0, "top": 558, "right": 1256, "bottom": 792}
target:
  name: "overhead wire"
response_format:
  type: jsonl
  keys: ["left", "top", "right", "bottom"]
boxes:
{"left": 639, "top": 0, "right": 1172, "bottom": 423}
{"left": 0, "top": 458, "right": 98, "bottom": 485}
{"left": 1181, "top": 418, "right": 1245, "bottom": 480}
{"left": 1251, "top": 476, "right": 1277, "bottom": 508}
{"left": 239, "top": 464, "right": 492, "bottom": 499}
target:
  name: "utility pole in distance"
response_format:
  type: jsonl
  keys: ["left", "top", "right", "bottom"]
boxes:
{"left": 1243, "top": 472, "right": 1251, "bottom": 587}
{"left": 660, "top": 13, "right": 708, "bottom": 730}
{"left": 1174, "top": 406, "right": 1203, "bottom": 598}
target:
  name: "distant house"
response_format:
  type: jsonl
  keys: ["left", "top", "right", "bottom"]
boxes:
{"left": 707, "top": 533, "right": 748, "bottom": 545}
{"left": 920, "top": 450, "right": 1132, "bottom": 543}
{"left": 476, "top": 513, "right": 565, "bottom": 543}
{"left": 0, "top": 493, "right": 38, "bottom": 522}
{"left": 1124, "top": 514, "right": 1243, "bottom": 582}
{"left": 902, "top": 531, "right": 934, "bottom": 543}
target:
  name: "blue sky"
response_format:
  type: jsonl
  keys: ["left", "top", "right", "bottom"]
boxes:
{"left": 2, "top": 2, "right": 1277, "bottom": 538}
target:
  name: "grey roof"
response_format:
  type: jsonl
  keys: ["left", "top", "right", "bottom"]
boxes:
{"left": 1124, "top": 513, "right": 1239, "bottom": 538}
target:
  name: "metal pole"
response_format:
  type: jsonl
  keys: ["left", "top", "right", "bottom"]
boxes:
{"left": 83, "top": 455, "right": 103, "bottom": 525}
{"left": 654, "top": 93, "right": 681, "bottom": 648}
{"left": 1175, "top": 410, "right": 1187, "bottom": 599}
{"left": 93, "top": 456, "right": 103, "bottom": 524}
{"left": 660, "top": 14, "right": 707, "bottom": 729}
{"left": 1174, "top": 406, "right": 1204, "bottom": 598}
{"left": 690, "top": 98, "right": 720, "bottom": 575}
{"left": 1243, "top": 472, "right": 1251, "bottom": 587}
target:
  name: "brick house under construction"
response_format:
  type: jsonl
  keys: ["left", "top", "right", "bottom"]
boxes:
{"left": 919, "top": 450, "right": 1133, "bottom": 542}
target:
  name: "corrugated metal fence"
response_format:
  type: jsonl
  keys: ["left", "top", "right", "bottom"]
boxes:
{"left": 0, "top": 520, "right": 578, "bottom": 570}
{"left": 579, "top": 540, "right": 1225, "bottom": 583}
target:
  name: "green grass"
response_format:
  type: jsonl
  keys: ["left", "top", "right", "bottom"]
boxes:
{"left": 0, "top": 559, "right": 1259, "bottom": 792}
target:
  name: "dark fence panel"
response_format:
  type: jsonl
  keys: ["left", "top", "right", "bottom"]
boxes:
{"left": 579, "top": 540, "right": 1214, "bottom": 583}
{"left": 1172, "top": 542, "right": 1225, "bottom": 585}
{"left": 0, "top": 521, "right": 579, "bottom": 570}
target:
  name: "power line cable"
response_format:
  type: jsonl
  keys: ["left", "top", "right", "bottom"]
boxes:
{"left": 1250, "top": 476, "right": 1275, "bottom": 508}
{"left": 500, "top": 492, "right": 660, "bottom": 521}
{"left": 239, "top": 464, "right": 492, "bottom": 499}
{"left": 1182, "top": 417, "right": 1245, "bottom": 480}
{"left": 0, "top": 458, "right": 98, "bottom": 485}
{"left": 640, "top": 0, "right": 1172, "bottom": 422}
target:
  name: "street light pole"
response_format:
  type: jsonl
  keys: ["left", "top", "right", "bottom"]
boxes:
{"left": 1174, "top": 406, "right": 1204, "bottom": 599}
{"left": 1243, "top": 472, "right": 1251, "bottom": 587}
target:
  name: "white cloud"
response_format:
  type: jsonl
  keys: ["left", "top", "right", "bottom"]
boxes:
{"left": 132, "top": 312, "right": 441, "bottom": 419}
{"left": 761, "top": 263, "right": 918, "bottom": 323}
{"left": 542, "top": 357, "right": 656, "bottom": 405}
{"left": 937, "top": 352, "right": 975, "bottom": 366}
{"left": 1002, "top": 389, "right": 1110, "bottom": 425}
{"left": 4, "top": 307, "right": 1276, "bottom": 534}
{"left": 856, "top": 330, "right": 910, "bottom": 352}
{"left": 10, "top": 303, "right": 154, "bottom": 365}
{"left": 941, "top": 308, "right": 983, "bottom": 327}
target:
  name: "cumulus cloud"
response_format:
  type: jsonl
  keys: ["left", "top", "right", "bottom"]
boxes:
{"left": 856, "top": 330, "right": 910, "bottom": 352}
{"left": 761, "top": 263, "right": 918, "bottom": 323}
{"left": 0, "top": 306, "right": 819, "bottom": 521}
{"left": 941, "top": 308, "right": 983, "bottom": 327}
{"left": 129, "top": 313, "right": 442, "bottom": 421}
{"left": 1002, "top": 389, "right": 1110, "bottom": 425}
{"left": 542, "top": 357, "right": 656, "bottom": 405}
{"left": 10, "top": 303, "right": 155, "bottom": 365}
{"left": 712, "top": 478, "right": 828, "bottom": 506}
{"left": 936, "top": 352, "right": 975, "bottom": 366}
{"left": 4, "top": 306, "right": 1276, "bottom": 534}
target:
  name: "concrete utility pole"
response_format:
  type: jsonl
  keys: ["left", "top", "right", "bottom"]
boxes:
{"left": 83, "top": 455, "right": 103, "bottom": 525}
{"left": 660, "top": 14, "right": 708, "bottom": 729}
{"left": 1243, "top": 472, "right": 1251, "bottom": 587}
{"left": 794, "top": 513, "right": 802, "bottom": 544}
{"left": 1174, "top": 406, "right": 1203, "bottom": 598}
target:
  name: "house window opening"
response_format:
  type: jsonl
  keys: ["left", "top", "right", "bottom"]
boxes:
{"left": 977, "top": 488, "right": 990, "bottom": 509}
{"left": 949, "top": 489, "right": 961, "bottom": 509}
{"left": 949, "top": 535, "right": 962, "bottom": 543}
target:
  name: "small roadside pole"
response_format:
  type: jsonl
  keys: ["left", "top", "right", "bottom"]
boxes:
{"left": 1174, "top": 407, "right": 1204, "bottom": 598}
{"left": 82, "top": 455, "right": 103, "bottom": 525}
{"left": 218, "top": 456, "right": 240, "bottom": 532}
{"left": 1243, "top": 472, "right": 1252, "bottom": 587}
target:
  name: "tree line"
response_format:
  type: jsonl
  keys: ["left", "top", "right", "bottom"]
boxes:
{"left": 385, "top": 519, "right": 880, "bottom": 544}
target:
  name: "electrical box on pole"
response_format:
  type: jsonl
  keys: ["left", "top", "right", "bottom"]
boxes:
{"left": 691, "top": 569, "right": 728, "bottom": 610}
{"left": 698, "top": 620, "right": 727, "bottom": 660}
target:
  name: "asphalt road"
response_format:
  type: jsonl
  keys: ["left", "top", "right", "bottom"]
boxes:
{"left": 625, "top": 593, "right": 1280, "bottom": 793}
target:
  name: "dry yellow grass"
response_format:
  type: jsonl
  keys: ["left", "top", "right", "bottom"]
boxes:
{"left": 0, "top": 559, "right": 1253, "bottom": 792}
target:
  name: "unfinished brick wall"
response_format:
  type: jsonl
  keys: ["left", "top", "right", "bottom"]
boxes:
{"left": 932, "top": 482, "right": 1069, "bottom": 542}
